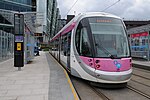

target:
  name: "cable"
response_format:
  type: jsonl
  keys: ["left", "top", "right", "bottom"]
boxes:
{"left": 64, "top": 0, "right": 79, "bottom": 18}
{"left": 101, "top": 0, "right": 120, "bottom": 12}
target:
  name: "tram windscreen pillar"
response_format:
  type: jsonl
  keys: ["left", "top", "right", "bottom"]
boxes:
{"left": 14, "top": 13, "right": 24, "bottom": 67}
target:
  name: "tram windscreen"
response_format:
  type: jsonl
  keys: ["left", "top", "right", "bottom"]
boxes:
{"left": 89, "top": 17, "right": 130, "bottom": 58}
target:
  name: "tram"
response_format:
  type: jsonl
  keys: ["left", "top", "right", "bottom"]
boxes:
{"left": 50, "top": 12, "right": 132, "bottom": 86}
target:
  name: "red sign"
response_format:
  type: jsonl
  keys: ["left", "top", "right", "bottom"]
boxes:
{"left": 131, "top": 32, "right": 149, "bottom": 38}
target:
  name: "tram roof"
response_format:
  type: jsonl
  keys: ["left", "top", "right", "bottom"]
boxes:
{"left": 50, "top": 12, "right": 121, "bottom": 42}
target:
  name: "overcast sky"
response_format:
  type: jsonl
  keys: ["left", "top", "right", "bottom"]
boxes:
{"left": 57, "top": 0, "right": 150, "bottom": 20}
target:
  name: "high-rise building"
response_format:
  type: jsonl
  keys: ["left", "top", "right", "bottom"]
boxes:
{"left": 36, "top": 0, "right": 60, "bottom": 43}
{"left": 50, "top": 0, "right": 57, "bottom": 38}
{"left": 54, "top": 8, "right": 60, "bottom": 34}
{"left": 0, "top": 0, "right": 61, "bottom": 62}
{"left": 58, "top": 19, "right": 67, "bottom": 31}
{"left": 57, "top": 14, "right": 61, "bottom": 32}
{"left": 0, "top": 0, "right": 34, "bottom": 12}
{"left": 47, "top": 0, "right": 53, "bottom": 36}
{"left": 36, "top": 0, "right": 47, "bottom": 43}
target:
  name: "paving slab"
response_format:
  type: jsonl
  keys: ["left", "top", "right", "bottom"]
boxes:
{"left": 0, "top": 51, "right": 79, "bottom": 100}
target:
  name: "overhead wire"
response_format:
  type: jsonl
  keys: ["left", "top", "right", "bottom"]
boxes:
{"left": 101, "top": 0, "right": 120, "bottom": 12}
{"left": 64, "top": 0, "right": 120, "bottom": 18}
{"left": 64, "top": 0, "right": 79, "bottom": 18}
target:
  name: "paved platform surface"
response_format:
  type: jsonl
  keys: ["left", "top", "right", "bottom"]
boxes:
{"left": 0, "top": 51, "right": 78, "bottom": 100}
{"left": 132, "top": 60, "right": 150, "bottom": 70}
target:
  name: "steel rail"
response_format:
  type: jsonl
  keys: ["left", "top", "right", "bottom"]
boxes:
{"left": 88, "top": 84, "right": 111, "bottom": 100}
{"left": 132, "top": 73, "right": 150, "bottom": 80}
{"left": 127, "top": 85, "right": 150, "bottom": 99}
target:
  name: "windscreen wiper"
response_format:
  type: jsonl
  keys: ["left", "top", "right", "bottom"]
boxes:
{"left": 95, "top": 43, "right": 116, "bottom": 59}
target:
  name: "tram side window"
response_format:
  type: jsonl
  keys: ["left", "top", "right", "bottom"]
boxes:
{"left": 55, "top": 39, "right": 59, "bottom": 51}
{"left": 63, "top": 36, "right": 67, "bottom": 56}
{"left": 61, "top": 31, "right": 72, "bottom": 56}
{"left": 67, "top": 32, "right": 71, "bottom": 56}
{"left": 75, "top": 28, "right": 80, "bottom": 54}
{"left": 51, "top": 39, "right": 59, "bottom": 51}
{"left": 75, "top": 24, "right": 92, "bottom": 56}
{"left": 52, "top": 42, "right": 55, "bottom": 51}
{"left": 60, "top": 36, "right": 64, "bottom": 53}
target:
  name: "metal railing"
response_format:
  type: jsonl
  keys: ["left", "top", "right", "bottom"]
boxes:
{"left": 0, "top": 30, "right": 14, "bottom": 62}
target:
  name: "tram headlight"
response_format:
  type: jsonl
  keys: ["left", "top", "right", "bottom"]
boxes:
{"left": 96, "top": 64, "right": 101, "bottom": 69}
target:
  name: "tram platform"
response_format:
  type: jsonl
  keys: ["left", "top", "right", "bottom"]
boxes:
{"left": 132, "top": 59, "right": 150, "bottom": 70}
{"left": 0, "top": 51, "right": 79, "bottom": 100}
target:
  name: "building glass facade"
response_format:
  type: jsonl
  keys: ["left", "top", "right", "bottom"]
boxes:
{"left": 54, "top": 8, "right": 60, "bottom": 34}
{"left": 47, "top": 0, "right": 53, "bottom": 36}
{"left": 0, "top": 0, "right": 33, "bottom": 62}
{"left": 50, "top": 0, "right": 57, "bottom": 38}
{"left": 0, "top": 0, "right": 32, "bottom": 12}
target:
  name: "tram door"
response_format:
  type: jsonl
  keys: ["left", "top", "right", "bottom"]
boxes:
{"left": 67, "top": 32, "right": 71, "bottom": 70}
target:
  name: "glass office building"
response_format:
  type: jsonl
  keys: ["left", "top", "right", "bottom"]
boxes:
{"left": 47, "top": 0, "right": 53, "bottom": 37}
{"left": 0, "top": 0, "right": 33, "bottom": 12}
{"left": 50, "top": 0, "right": 57, "bottom": 38}
{"left": 0, "top": 0, "right": 34, "bottom": 62}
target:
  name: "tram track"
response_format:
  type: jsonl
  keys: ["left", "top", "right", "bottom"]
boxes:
{"left": 131, "top": 74, "right": 150, "bottom": 87}
{"left": 71, "top": 75, "right": 150, "bottom": 100}
{"left": 133, "top": 67, "right": 150, "bottom": 73}
{"left": 89, "top": 80, "right": 150, "bottom": 100}
{"left": 128, "top": 68, "right": 150, "bottom": 99}
{"left": 131, "top": 67, "right": 150, "bottom": 87}
{"left": 127, "top": 85, "right": 150, "bottom": 99}
{"left": 50, "top": 52, "right": 150, "bottom": 100}
{"left": 87, "top": 84, "right": 111, "bottom": 100}
{"left": 88, "top": 82, "right": 150, "bottom": 100}
{"left": 130, "top": 79, "right": 150, "bottom": 87}
{"left": 132, "top": 73, "right": 150, "bottom": 80}
{"left": 71, "top": 68, "right": 150, "bottom": 100}
{"left": 70, "top": 76, "right": 111, "bottom": 100}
